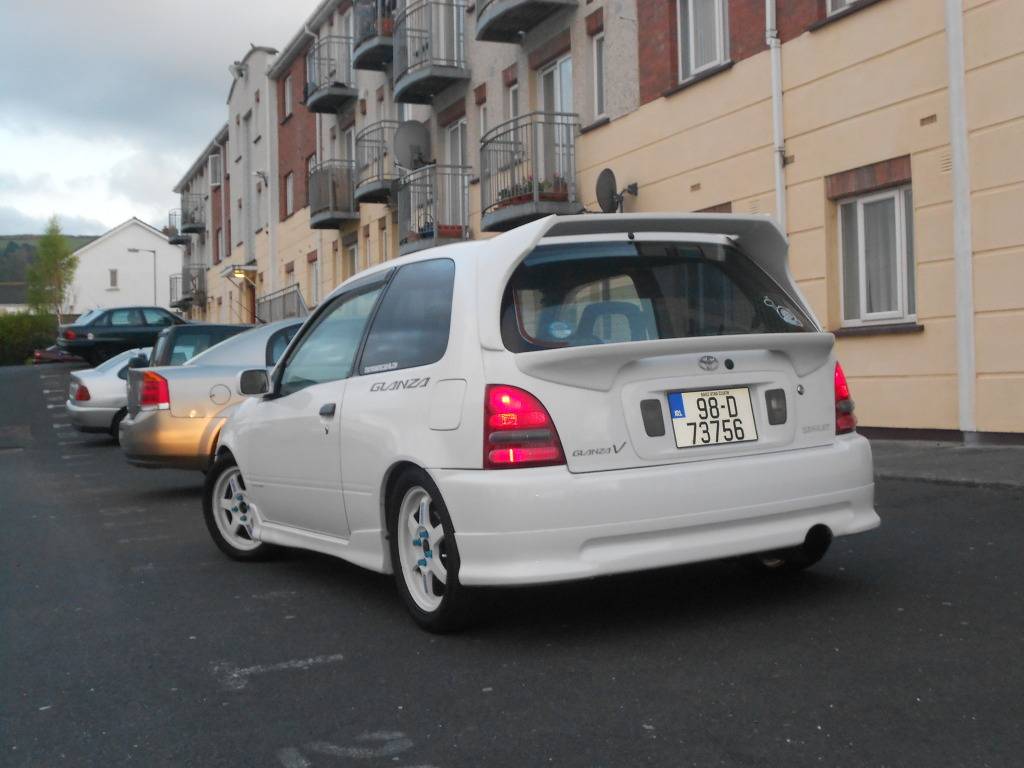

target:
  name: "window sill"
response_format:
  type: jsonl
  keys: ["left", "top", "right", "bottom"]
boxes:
{"left": 662, "top": 61, "right": 734, "bottom": 99}
{"left": 834, "top": 321, "right": 923, "bottom": 338}
{"left": 105, "top": 287, "right": 120, "bottom": 292}
{"left": 808, "top": 0, "right": 889, "bottom": 32}
{"left": 580, "top": 116, "right": 610, "bottom": 135}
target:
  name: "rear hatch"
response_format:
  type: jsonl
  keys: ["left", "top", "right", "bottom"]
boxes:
{"left": 491, "top": 235, "right": 837, "bottom": 473}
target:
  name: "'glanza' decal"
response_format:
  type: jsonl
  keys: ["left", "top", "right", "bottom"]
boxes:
{"left": 370, "top": 377, "right": 431, "bottom": 392}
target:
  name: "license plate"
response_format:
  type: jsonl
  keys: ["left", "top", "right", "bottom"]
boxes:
{"left": 667, "top": 387, "right": 758, "bottom": 449}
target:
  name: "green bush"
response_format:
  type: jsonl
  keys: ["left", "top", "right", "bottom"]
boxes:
{"left": 0, "top": 313, "right": 58, "bottom": 365}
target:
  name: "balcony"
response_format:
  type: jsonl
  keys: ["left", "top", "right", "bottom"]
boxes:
{"left": 305, "top": 36, "right": 357, "bottom": 113}
{"left": 167, "top": 210, "right": 189, "bottom": 245}
{"left": 480, "top": 111, "right": 583, "bottom": 232}
{"left": 175, "top": 264, "right": 207, "bottom": 308}
{"left": 475, "top": 0, "right": 576, "bottom": 42}
{"left": 180, "top": 193, "right": 205, "bottom": 234}
{"left": 169, "top": 274, "right": 184, "bottom": 307}
{"left": 354, "top": 120, "right": 401, "bottom": 204}
{"left": 393, "top": 0, "right": 470, "bottom": 104}
{"left": 397, "top": 164, "right": 471, "bottom": 255}
{"left": 256, "top": 284, "right": 309, "bottom": 322}
{"left": 353, "top": 0, "right": 395, "bottom": 71}
{"left": 308, "top": 160, "right": 360, "bottom": 229}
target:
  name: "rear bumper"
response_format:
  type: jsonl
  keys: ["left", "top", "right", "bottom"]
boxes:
{"left": 65, "top": 400, "right": 119, "bottom": 432}
{"left": 433, "top": 434, "right": 878, "bottom": 587}
{"left": 119, "top": 410, "right": 223, "bottom": 471}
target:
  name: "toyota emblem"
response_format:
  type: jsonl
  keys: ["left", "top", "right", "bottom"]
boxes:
{"left": 698, "top": 355, "right": 719, "bottom": 371}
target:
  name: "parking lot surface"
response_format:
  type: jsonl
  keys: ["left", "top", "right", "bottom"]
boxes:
{"left": 2, "top": 363, "right": 1022, "bottom": 767}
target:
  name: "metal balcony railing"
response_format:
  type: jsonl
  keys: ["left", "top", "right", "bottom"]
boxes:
{"left": 355, "top": 120, "right": 401, "bottom": 203}
{"left": 256, "top": 284, "right": 309, "bottom": 322}
{"left": 169, "top": 274, "right": 183, "bottom": 306}
{"left": 180, "top": 194, "right": 205, "bottom": 233}
{"left": 167, "top": 210, "right": 189, "bottom": 244}
{"left": 393, "top": 0, "right": 469, "bottom": 102}
{"left": 397, "top": 164, "right": 471, "bottom": 254}
{"left": 353, "top": 0, "right": 396, "bottom": 69}
{"left": 305, "top": 36, "right": 357, "bottom": 112}
{"left": 480, "top": 111, "right": 582, "bottom": 231}
{"left": 475, "top": 0, "right": 576, "bottom": 42}
{"left": 308, "top": 159, "right": 359, "bottom": 228}
{"left": 182, "top": 264, "right": 207, "bottom": 302}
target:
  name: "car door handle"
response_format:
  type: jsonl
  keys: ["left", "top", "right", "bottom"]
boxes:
{"left": 319, "top": 403, "right": 336, "bottom": 418}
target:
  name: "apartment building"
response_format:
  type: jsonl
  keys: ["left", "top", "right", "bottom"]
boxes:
{"left": 167, "top": 0, "right": 1022, "bottom": 438}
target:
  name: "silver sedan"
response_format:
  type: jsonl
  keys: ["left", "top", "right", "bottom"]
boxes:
{"left": 65, "top": 347, "right": 152, "bottom": 440}
{"left": 120, "top": 319, "right": 302, "bottom": 471}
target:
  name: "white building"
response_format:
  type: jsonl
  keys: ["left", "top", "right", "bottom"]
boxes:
{"left": 64, "top": 218, "right": 183, "bottom": 315}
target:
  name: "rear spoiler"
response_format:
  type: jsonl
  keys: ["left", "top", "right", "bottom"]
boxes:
{"left": 477, "top": 213, "right": 817, "bottom": 351}
{"left": 514, "top": 332, "right": 835, "bottom": 392}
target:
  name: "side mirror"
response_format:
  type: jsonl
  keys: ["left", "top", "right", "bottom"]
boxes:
{"left": 128, "top": 354, "right": 149, "bottom": 369}
{"left": 238, "top": 368, "right": 269, "bottom": 396}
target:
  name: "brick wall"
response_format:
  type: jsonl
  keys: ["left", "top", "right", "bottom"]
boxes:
{"left": 275, "top": 46, "right": 316, "bottom": 220}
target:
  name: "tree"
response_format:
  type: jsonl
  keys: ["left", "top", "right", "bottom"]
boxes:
{"left": 26, "top": 216, "right": 78, "bottom": 323}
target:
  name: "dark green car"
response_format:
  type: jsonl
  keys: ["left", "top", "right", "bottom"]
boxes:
{"left": 57, "top": 306, "right": 187, "bottom": 366}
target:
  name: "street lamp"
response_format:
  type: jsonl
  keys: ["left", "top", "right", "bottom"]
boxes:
{"left": 127, "top": 247, "right": 158, "bottom": 304}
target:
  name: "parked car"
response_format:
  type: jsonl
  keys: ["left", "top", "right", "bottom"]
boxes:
{"left": 33, "top": 345, "right": 85, "bottom": 365}
{"left": 65, "top": 347, "right": 152, "bottom": 440}
{"left": 146, "top": 322, "right": 252, "bottom": 367}
{"left": 120, "top": 320, "right": 301, "bottom": 471}
{"left": 56, "top": 307, "right": 185, "bottom": 366}
{"left": 202, "top": 214, "right": 879, "bottom": 632}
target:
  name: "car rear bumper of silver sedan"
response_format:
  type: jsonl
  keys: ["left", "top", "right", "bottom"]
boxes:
{"left": 119, "top": 409, "right": 225, "bottom": 471}
{"left": 65, "top": 399, "right": 119, "bottom": 433}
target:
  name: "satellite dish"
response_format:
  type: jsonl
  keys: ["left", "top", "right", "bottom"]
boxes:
{"left": 596, "top": 168, "right": 619, "bottom": 213}
{"left": 595, "top": 167, "right": 639, "bottom": 213}
{"left": 393, "top": 120, "right": 431, "bottom": 170}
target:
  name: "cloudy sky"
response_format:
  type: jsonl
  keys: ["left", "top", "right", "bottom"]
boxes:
{"left": 0, "top": 1, "right": 312, "bottom": 236}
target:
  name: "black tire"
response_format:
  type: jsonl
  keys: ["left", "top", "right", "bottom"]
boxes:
{"left": 387, "top": 468, "right": 475, "bottom": 633}
{"left": 746, "top": 525, "right": 833, "bottom": 573}
{"left": 109, "top": 408, "right": 127, "bottom": 443}
{"left": 203, "top": 453, "right": 274, "bottom": 561}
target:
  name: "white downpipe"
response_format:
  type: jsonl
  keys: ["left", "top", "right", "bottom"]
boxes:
{"left": 944, "top": 0, "right": 976, "bottom": 438}
{"left": 766, "top": 0, "right": 787, "bottom": 233}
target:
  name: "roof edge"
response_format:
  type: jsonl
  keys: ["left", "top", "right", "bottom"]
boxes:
{"left": 268, "top": 0, "right": 344, "bottom": 78}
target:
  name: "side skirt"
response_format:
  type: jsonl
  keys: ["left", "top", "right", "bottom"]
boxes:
{"left": 258, "top": 522, "right": 390, "bottom": 574}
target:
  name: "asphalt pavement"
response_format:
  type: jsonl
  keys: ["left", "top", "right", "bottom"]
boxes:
{"left": 1, "top": 363, "right": 1022, "bottom": 767}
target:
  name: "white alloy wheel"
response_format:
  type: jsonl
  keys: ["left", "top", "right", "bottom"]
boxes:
{"left": 211, "top": 465, "right": 261, "bottom": 552}
{"left": 396, "top": 486, "right": 448, "bottom": 613}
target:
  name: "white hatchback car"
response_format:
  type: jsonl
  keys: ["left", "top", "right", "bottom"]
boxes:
{"left": 205, "top": 214, "right": 879, "bottom": 631}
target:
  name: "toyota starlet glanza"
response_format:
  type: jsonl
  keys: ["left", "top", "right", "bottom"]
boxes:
{"left": 204, "top": 214, "right": 879, "bottom": 632}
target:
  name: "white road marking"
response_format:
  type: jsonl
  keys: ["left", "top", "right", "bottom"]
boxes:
{"left": 307, "top": 733, "right": 414, "bottom": 759}
{"left": 276, "top": 748, "right": 311, "bottom": 768}
{"left": 212, "top": 653, "right": 345, "bottom": 691}
{"left": 99, "top": 506, "right": 147, "bottom": 517}
{"left": 117, "top": 534, "right": 174, "bottom": 544}
{"left": 52, "top": 424, "right": 71, "bottom": 429}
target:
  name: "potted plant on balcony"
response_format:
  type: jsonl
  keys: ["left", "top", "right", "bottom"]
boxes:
{"left": 436, "top": 224, "right": 463, "bottom": 239}
{"left": 378, "top": 16, "right": 394, "bottom": 36}
{"left": 540, "top": 174, "right": 570, "bottom": 203}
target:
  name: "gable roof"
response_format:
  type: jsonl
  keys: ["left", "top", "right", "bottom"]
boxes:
{"left": 71, "top": 217, "right": 177, "bottom": 258}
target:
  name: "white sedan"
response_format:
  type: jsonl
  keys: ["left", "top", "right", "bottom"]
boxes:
{"left": 204, "top": 213, "right": 879, "bottom": 632}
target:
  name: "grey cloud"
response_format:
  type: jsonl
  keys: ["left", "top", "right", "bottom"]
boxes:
{"left": 0, "top": 173, "right": 55, "bottom": 195}
{"left": 0, "top": 206, "right": 109, "bottom": 236}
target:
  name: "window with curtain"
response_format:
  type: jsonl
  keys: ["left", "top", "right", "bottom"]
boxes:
{"left": 677, "top": 0, "right": 728, "bottom": 82}
{"left": 840, "top": 186, "right": 916, "bottom": 325}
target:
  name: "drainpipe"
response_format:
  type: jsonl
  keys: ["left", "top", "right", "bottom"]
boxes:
{"left": 944, "top": 0, "right": 976, "bottom": 440}
{"left": 766, "top": 0, "right": 787, "bottom": 233}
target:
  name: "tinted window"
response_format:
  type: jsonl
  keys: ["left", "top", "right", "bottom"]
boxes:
{"left": 279, "top": 287, "right": 383, "bottom": 396}
{"left": 155, "top": 328, "right": 245, "bottom": 366}
{"left": 143, "top": 308, "right": 174, "bottom": 326}
{"left": 73, "top": 309, "right": 103, "bottom": 326}
{"left": 502, "top": 242, "right": 813, "bottom": 352}
{"left": 266, "top": 324, "right": 301, "bottom": 366}
{"left": 108, "top": 308, "right": 144, "bottom": 326}
{"left": 359, "top": 259, "right": 455, "bottom": 375}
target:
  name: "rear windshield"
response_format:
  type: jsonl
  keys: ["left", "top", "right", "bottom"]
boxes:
{"left": 152, "top": 327, "right": 245, "bottom": 366}
{"left": 501, "top": 241, "right": 813, "bottom": 352}
{"left": 72, "top": 309, "right": 102, "bottom": 326}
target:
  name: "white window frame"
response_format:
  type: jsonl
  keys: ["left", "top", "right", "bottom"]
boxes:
{"left": 479, "top": 103, "right": 488, "bottom": 139}
{"left": 108, "top": 268, "right": 118, "bottom": 289}
{"left": 285, "top": 172, "right": 295, "bottom": 216}
{"left": 540, "top": 55, "right": 573, "bottom": 113}
{"left": 346, "top": 243, "right": 359, "bottom": 276}
{"left": 208, "top": 155, "right": 222, "bottom": 187}
{"left": 827, "top": 0, "right": 855, "bottom": 15}
{"left": 677, "top": 0, "right": 729, "bottom": 82}
{"left": 284, "top": 74, "right": 293, "bottom": 117}
{"left": 344, "top": 127, "right": 356, "bottom": 162}
{"left": 506, "top": 83, "right": 519, "bottom": 121}
{"left": 592, "top": 32, "right": 606, "bottom": 119}
{"left": 838, "top": 185, "right": 916, "bottom": 327}
{"left": 310, "top": 257, "right": 321, "bottom": 306}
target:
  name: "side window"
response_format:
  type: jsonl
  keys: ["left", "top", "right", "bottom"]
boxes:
{"left": 109, "top": 308, "right": 143, "bottom": 326}
{"left": 143, "top": 308, "right": 174, "bottom": 326}
{"left": 91, "top": 312, "right": 111, "bottom": 327}
{"left": 359, "top": 259, "right": 456, "bottom": 375}
{"left": 265, "top": 324, "right": 301, "bottom": 366}
{"left": 279, "top": 286, "right": 384, "bottom": 396}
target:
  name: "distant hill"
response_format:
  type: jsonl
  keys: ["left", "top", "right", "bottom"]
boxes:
{"left": 0, "top": 234, "right": 99, "bottom": 282}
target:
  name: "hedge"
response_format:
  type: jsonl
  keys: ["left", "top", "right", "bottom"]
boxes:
{"left": 0, "top": 313, "right": 58, "bottom": 365}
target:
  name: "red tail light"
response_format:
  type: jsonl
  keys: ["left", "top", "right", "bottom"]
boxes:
{"left": 834, "top": 362, "right": 857, "bottom": 434}
{"left": 139, "top": 371, "right": 170, "bottom": 410}
{"left": 74, "top": 384, "right": 91, "bottom": 402}
{"left": 63, "top": 329, "right": 77, "bottom": 340}
{"left": 484, "top": 385, "right": 565, "bottom": 469}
